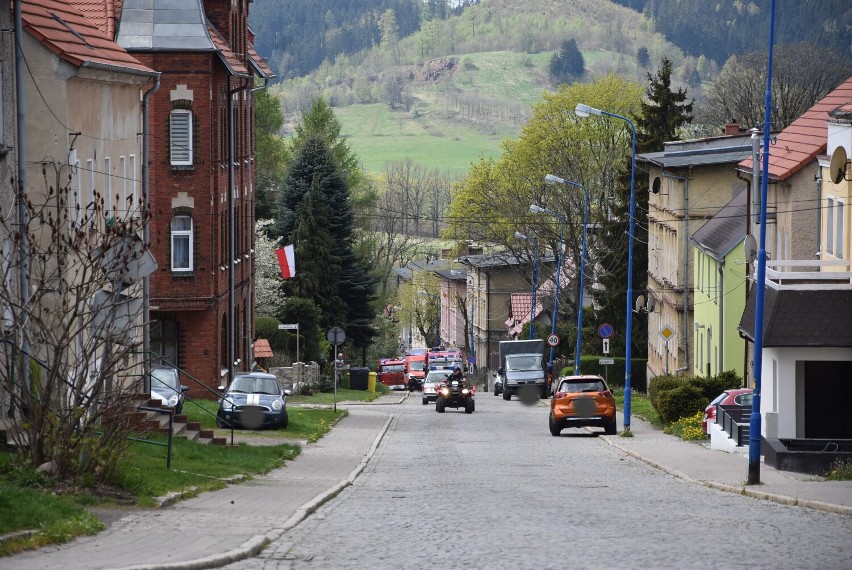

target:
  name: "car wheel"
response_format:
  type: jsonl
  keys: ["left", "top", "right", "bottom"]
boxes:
{"left": 422, "top": 397, "right": 428, "bottom": 405}
{"left": 280, "top": 411, "right": 289, "bottom": 430}
{"left": 216, "top": 416, "right": 225, "bottom": 428}
{"left": 503, "top": 390, "right": 511, "bottom": 401}
{"left": 436, "top": 397, "right": 445, "bottom": 413}
{"left": 493, "top": 384, "right": 498, "bottom": 396}
{"left": 604, "top": 418, "right": 617, "bottom": 435}
{"left": 549, "top": 414, "right": 561, "bottom": 436}
{"left": 465, "top": 399, "right": 474, "bottom": 414}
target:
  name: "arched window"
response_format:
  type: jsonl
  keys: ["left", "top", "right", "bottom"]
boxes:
{"left": 170, "top": 109, "right": 193, "bottom": 166}
{"left": 171, "top": 215, "right": 193, "bottom": 271}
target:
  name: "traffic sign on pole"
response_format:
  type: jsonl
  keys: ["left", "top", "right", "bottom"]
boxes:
{"left": 547, "top": 333, "right": 560, "bottom": 347}
{"left": 597, "top": 323, "right": 614, "bottom": 339}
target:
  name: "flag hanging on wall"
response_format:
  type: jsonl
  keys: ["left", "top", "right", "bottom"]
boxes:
{"left": 275, "top": 244, "right": 296, "bottom": 279}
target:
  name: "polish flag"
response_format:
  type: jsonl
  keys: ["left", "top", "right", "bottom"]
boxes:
{"left": 275, "top": 244, "right": 296, "bottom": 279}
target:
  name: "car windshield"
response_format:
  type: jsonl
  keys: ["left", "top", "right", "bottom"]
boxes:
{"left": 559, "top": 380, "right": 605, "bottom": 393}
{"left": 151, "top": 368, "right": 179, "bottom": 391}
{"left": 230, "top": 376, "right": 280, "bottom": 395}
{"left": 383, "top": 364, "right": 404, "bottom": 373}
{"left": 505, "top": 355, "right": 541, "bottom": 371}
{"left": 426, "top": 373, "right": 450, "bottom": 384}
{"left": 736, "top": 393, "right": 754, "bottom": 406}
{"left": 709, "top": 393, "right": 727, "bottom": 406}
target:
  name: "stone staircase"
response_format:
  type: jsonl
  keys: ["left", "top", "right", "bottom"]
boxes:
{"left": 134, "top": 397, "right": 227, "bottom": 446}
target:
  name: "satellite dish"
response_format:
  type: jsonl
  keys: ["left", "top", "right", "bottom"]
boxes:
{"left": 647, "top": 296, "right": 656, "bottom": 313}
{"left": 744, "top": 234, "right": 757, "bottom": 264}
{"left": 829, "top": 146, "right": 848, "bottom": 185}
{"left": 635, "top": 295, "right": 645, "bottom": 313}
{"left": 651, "top": 177, "right": 661, "bottom": 194}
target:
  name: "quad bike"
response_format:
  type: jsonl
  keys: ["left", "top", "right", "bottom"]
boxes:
{"left": 436, "top": 377, "right": 475, "bottom": 414}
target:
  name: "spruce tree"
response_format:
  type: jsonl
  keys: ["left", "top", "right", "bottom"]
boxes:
{"left": 637, "top": 58, "right": 694, "bottom": 153}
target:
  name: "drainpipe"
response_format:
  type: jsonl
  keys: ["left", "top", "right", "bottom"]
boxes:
{"left": 662, "top": 170, "right": 691, "bottom": 374}
{"left": 718, "top": 260, "right": 723, "bottom": 375}
{"left": 815, "top": 161, "right": 822, "bottom": 256}
{"left": 14, "top": 0, "right": 30, "bottom": 398}
{"left": 142, "top": 75, "right": 160, "bottom": 385}
{"left": 751, "top": 128, "right": 760, "bottom": 226}
{"left": 229, "top": 79, "right": 250, "bottom": 382}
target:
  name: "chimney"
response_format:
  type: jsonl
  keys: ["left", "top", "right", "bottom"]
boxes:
{"left": 724, "top": 120, "right": 741, "bottom": 136}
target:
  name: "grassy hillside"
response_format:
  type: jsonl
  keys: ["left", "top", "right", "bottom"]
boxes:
{"left": 272, "top": 0, "right": 693, "bottom": 176}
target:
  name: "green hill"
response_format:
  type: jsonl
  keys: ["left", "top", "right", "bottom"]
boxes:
{"left": 271, "top": 0, "right": 691, "bottom": 175}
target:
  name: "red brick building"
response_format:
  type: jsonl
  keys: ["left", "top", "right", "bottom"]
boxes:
{"left": 78, "top": 0, "right": 272, "bottom": 393}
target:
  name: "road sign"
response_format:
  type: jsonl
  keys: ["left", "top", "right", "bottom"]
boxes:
{"left": 327, "top": 326, "right": 346, "bottom": 345}
{"left": 659, "top": 325, "right": 676, "bottom": 342}
{"left": 278, "top": 324, "right": 298, "bottom": 330}
{"left": 599, "top": 358, "right": 615, "bottom": 365}
{"left": 602, "top": 338, "right": 610, "bottom": 354}
{"left": 547, "top": 333, "right": 560, "bottom": 347}
{"left": 598, "top": 323, "right": 614, "bottom": 339}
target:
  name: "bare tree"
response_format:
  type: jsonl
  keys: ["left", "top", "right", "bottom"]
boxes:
{"left": 699, "top": 43, "right": 852, "bottom": 132}
{"left": 1, "top": 170, "right": 153, "bottom": 482}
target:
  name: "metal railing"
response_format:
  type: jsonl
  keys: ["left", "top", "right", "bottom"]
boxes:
{"left": 717, "top": 404, "right": 751, "bottom": 447}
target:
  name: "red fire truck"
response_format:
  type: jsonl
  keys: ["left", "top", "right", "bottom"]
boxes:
{"left": 377, "top": 357, "right": 407, "bottom": 390}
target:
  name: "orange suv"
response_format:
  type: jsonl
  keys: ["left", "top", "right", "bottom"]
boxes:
{"left": 549, "top": 375, "right": 617, "bottom": 436}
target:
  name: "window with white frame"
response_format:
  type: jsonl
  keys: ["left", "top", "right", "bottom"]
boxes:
{"left": 826, "top": 197, "right": 835, "bottom": 255}
{"left": 119, "top": 156, "right": 126, "bottom": 217}
{"left": 86, "top": 159, "right": 95, "bottom": 221}
{"left": 128, "top": 154, "right": 137, "bottom": 216}
{"left": 836, "top": 199, "right": 845, "bottom": 259}
{"left": 170, "top": 109, "right": 193, "bottom": 166}
{"left": 104, "top": 157, "right": 112, "bottom": 217}
{"left": 73, "top": 158, "right": 81, "bottom": 225}
{"left": 170, "top": 215, "right": 193, "bottom": 271}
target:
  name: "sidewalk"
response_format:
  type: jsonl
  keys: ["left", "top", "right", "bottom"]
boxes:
{"left": 2, "top": 406, "right": 395, "bottom": 570}
{"left": 602, "top": 412, "right": 852, "bottom": 516}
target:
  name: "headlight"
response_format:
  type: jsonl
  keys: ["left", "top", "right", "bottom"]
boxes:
{"left": 462, "top": 388, "right": 470, "bottom": 395}
{"left": 168, "top": 394, "right": 179, "bottom": 407}
{"left": 440, "top": 388, "right": 449, "bottom": 396}
{"left": 221, "top": 400, "right": 234, "bottom": 411}
{"left": 272, "top": 399, "right": 283, "bottom": 411}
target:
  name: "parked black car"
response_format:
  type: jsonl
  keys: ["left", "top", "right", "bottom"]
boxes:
{"left": 217, "top": 372, "right": 289, "bottom": 429}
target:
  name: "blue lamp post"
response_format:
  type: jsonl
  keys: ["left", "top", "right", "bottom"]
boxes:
{"left": 514, "top": 230, "right": 539, "bottom": 339}
{"left": 544, "top": 175, "right": 589, "bottom": 375}
{"left": 530, "top": 204, "right": 566, "bottom": 378}
{"left": 575, "top": 102, "right": 636, "bottom": 433}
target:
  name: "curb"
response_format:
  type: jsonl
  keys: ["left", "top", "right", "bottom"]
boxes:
{"left": 600, "top": 436, "right": 852, "bottom": 517}
{"left": 122, "top": 414, "right": 394, "bottom": 570}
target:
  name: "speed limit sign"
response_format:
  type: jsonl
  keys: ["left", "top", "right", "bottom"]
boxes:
{"left": 547, "top": 333, "right": 560, "bottom": 347}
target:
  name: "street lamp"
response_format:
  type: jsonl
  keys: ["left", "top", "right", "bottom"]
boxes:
{"left": 575, "top": 102, "right": 636, "bottom": 433}
{"left": 514, "top": 230, "right": 539, "bottom": 339}
{"left": 529, "top": 204, "right": 566, "bottom": 378}
{"left": 417, "top": 290, "right": 440, "bottom": 348}
{"left": 544, "top": 174, "right": 589, "bottom": 375}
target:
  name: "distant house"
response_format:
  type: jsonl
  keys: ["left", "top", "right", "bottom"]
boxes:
{"left": 689, "top": 189, "right": 748, "bottom": 379}
{"left": 638, "top": 131, "right": 752, "bottom": 381}
{"left": 435, "top": 268, "right": 468, "bottom": 353}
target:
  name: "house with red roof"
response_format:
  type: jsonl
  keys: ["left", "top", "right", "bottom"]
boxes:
{"left": 737, "top": 77, "right": 852, "bottom": 474}
{"left": 66, "top": 0, "right": 274, "bottom": 394}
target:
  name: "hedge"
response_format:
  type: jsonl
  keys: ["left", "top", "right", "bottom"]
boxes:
{"left": 557, "top": 356, "right": 647, "bottom": 392}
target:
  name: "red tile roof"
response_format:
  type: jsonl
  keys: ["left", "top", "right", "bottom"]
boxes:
{"left": 738, "top": 77, "right": 852, "bottom": 181}
{"left": 248, "top": 43, "right": 274, "bottom": 78}
{"left": 208, "top": 24, "right": 250, "bottom": 77}
{"left": 254, "top": 338, "right": 273, "bottom": 358}
{"left": 22, "top": 0, "right": 154, "bottom": 76}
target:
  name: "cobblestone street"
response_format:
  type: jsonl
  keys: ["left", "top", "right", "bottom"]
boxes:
{"left": 226, "top": 394, "right": 852, "bottom": 569}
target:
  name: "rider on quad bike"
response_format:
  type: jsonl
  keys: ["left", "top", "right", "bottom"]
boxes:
{"left": 436, "top": 367, "right": 475, "bottom": 414}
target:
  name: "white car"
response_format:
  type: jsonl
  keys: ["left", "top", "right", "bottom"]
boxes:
{"left": 422, "top": 370, "right": 452, "bottom": 405}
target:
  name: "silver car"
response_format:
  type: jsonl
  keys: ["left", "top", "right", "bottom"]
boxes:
{"left": 422, "top": 370, "right": 451, "bottom": 405}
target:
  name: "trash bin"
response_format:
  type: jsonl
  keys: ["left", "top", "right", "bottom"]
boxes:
{"left": 368, "top": 371, "right": 377, "bottom": 392}
{"left": 350, "top": 367, "right": 369, "bottom": 390}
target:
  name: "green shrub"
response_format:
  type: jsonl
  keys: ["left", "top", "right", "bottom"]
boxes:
{"left": 693, "top": 370, "right": 743, "bottom": 402}
{"left": 648, "top": 374, "right": 688, "bottom": 411}
{"left": 658, "top": 384, "right": 706, "bottom": 423}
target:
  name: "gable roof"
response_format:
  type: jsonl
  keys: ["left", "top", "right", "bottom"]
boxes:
{"left": 737, "top": 77, "right": 852, "bottom": 182}
{"left": 22, "top": 0, "right": 155, "bottom": 77}
{"left": 690, "top": 189, "right": 748, "bottom": 260}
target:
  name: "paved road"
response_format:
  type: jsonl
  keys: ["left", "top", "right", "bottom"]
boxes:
{"left": 226, "top": 393, "right": 852, "bottom": 569}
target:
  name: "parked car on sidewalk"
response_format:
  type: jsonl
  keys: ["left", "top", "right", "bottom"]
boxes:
{"left": 549, "top": 375, "right": 617, "bottom": 436}
{"left": 422, "top": 370, "right": 452, "bottom": 405}
{"left": 703, "top": 388, "right": 753, "bottom": 434}
{"left": 149, "top": 365, "right": 188, "bottom": 414}
{"left": 217, "top": 372, "right": 290, "bottom": 430}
